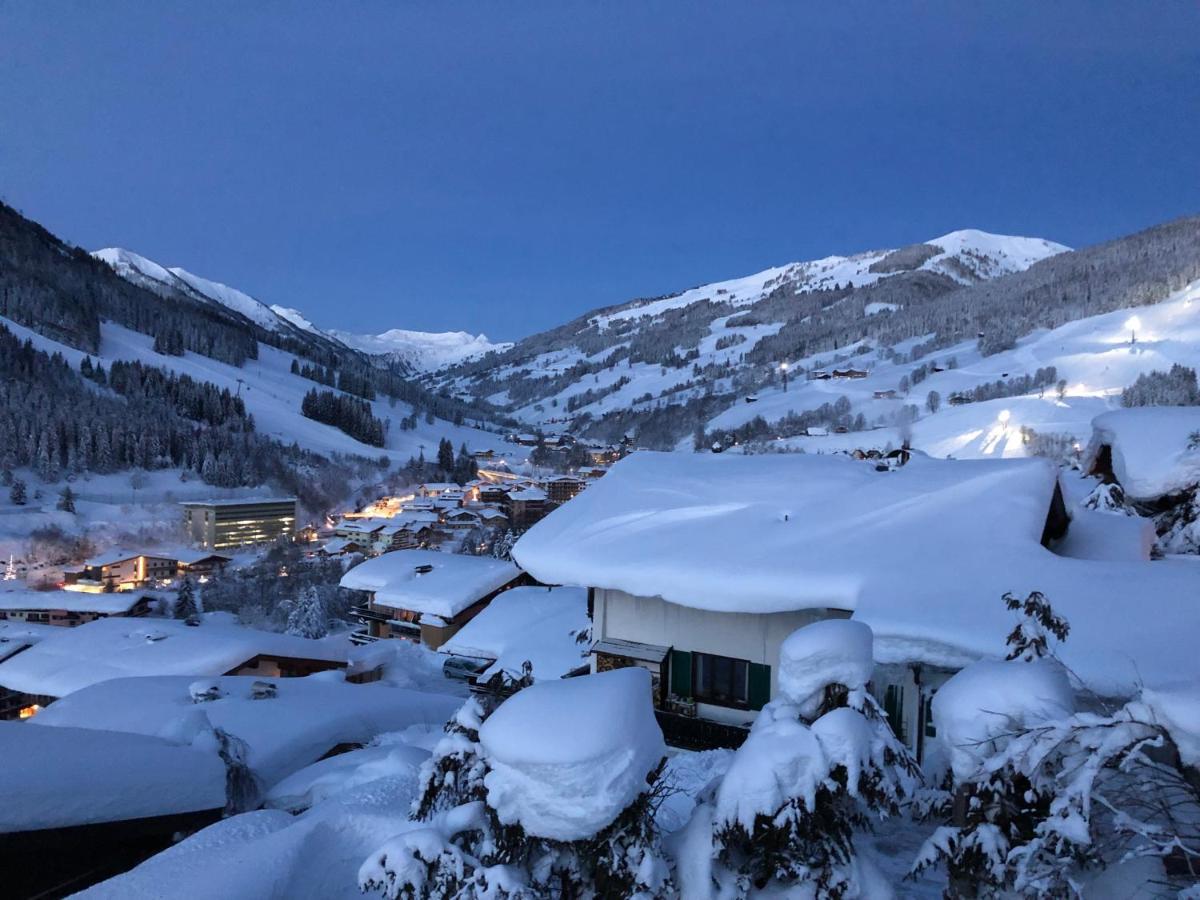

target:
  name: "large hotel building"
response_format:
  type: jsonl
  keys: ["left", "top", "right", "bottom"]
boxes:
{"left": 181, "top": 497, "right": 298, "bottom": 550}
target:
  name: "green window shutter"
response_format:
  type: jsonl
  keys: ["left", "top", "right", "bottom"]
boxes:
{"left": 670, "top": 650, "right": 692, "bottom": 698}
{"left": 748, "top": 662, "right": 771, "bottom": 710}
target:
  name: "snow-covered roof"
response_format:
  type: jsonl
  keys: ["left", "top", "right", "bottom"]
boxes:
{"left": 85, "top": 548, "right": 175, "bottom": 567}
{"left": 175, "top": 549, "right": 233, "bottom": 566}
{"left": 0, "top": 721, "right": 226, "bottom": 834}
{"left": 438, "top": 586, "right": 589, "bottom": 681}
{"left": 180, "top": 496, "right": 296, "bottom": 508}
{"left": 33, "top": 674, "right": 461, "bottom": 789}
{"left": 513, "top": 451, "right": 1200, "bottom": 693}
{"left": 1085, "top": 407, "right": 1200, "bottom": 500}
{"left": 339, "top": 550, "right": 521, "bottom": 619}
{"left": 0, "top": 616, "right": 349, "bottom": 698}
{"left": 508, "top": 487, "right": 546, "bottom": 501}
{"left": 478, "top": 667, "right": 666, "bottom": 840}
{"left": 0, "top": 586, "right": 144, "bottom": 615}
{"left": 0, "top": 620, "right": 57, "bottom": 663}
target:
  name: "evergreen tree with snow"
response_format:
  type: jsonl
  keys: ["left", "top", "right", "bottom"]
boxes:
{"left": 9, "top": 478, "right": 26, "bottom": 506}
{"left": 688, "top": 620, "right": 919, "bottom": 898}
{"left": 284, "top": 585, "right": 328, "bottom": 639}
{"left": 174, "top": 576, "right": 199, "bottom": 620}
{"left": 56, "top": 484, "right": 76, "bottom": 513}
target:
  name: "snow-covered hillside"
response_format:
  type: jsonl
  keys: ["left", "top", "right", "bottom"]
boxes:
{"left": 710, "top": 276, "right": 1200, "bottom": 461}
{"left": 93, "top": 248, "right": 294, "bottom": 333}
{"left": 431, "top": 229, "right": 1070, "bottom": 432}
{"left": 0, "top": 313, "right": 510, "bottom": 465}
{"left": 592, "top": 229, "right": 1067, "bottom": 329}
{"left": 329, "top": 327, "right": 510, "bottom": 373}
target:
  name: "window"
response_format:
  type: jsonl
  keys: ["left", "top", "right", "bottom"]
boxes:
{"left": 692, "top": 652, "right": 750, "bottom": 707}
{"left": 883, "top": 683, "right": 906, "bottom": 742}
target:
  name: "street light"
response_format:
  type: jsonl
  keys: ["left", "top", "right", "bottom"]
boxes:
{"left": 1125, "top": 315, "right": 1141, "bottom": 344}
{"left": 780, "top": 361, "right": 789, "bottom": 392}
{"left": 998, "top": 409, "right": 1011, "bottom": 426}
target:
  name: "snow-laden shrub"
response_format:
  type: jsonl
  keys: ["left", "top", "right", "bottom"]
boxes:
{"left": 366, "top": 668, "right": 674, "bottom": 900}
{"left": 912, "top": 594, "right": 1200, "bottom": 897}
{"left": 684, "top": 619, "right": 918, "bottom": 899}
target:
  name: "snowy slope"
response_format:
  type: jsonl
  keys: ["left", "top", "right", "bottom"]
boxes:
{"left": 93, "top": 247, "right": 291, "bottom": 333}
{"left": 708, "top": 276, "right": 1200, "bottom": 462}
{"left": 592, "top": 230, "right": 1068, "bottom": 329}
{"left": 433, "top": 229, "right": 1068, "bottom": 429}
{"left": 329, "top": 327, "right": 510, "bottom": 373}
{"left": 0, "top": 313, "right": 511, "bottom": 464}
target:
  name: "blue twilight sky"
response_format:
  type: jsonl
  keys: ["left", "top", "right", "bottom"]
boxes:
{"left": 1, "top": 2, "right": 1198, "bottom": 341}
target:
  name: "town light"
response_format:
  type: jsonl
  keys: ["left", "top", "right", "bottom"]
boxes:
{"left": 780, "top": 361, "right": 790, "bottom": 392}
{"left": 998, "top": 409, "right": 1011, "bottom": 425}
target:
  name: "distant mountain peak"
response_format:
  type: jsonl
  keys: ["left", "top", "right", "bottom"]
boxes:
{"left": 329, "top": 327, "right": 512, "bottom": 373}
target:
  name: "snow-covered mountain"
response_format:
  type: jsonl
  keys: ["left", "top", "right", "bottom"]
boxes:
{"left": 93, "top": 248, "right": 294, "bottom": 333}
{"left": 430, "top": 229, "right": 1076, "bottom": 439}
{"left": 93, "top": 248, "right": 507, "bottom": 374}
{"left": 328, "top": 327, "right": 510, "bottom": 373}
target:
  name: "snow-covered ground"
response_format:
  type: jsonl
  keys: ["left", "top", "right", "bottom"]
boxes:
{"left": 0, "top": 312, "right": 510, "bottom": 464}
{"left": 328, "top": 327, "right": 511, "bottom": 373}
{"left": 710, "top": 276, "right": 1200, "bottom": 460}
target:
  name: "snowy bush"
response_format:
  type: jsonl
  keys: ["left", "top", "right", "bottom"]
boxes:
{"left": 367, "top": 668, "right": 675, "bottom": 899}
{"left": 683, "top": 619, "right": 918, "bottom": 899}
{"left": 912, "top": 593, "right": 1200, "bottom": 897}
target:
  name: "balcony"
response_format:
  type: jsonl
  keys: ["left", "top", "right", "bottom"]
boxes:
{"left": 349, "top": 603, "right": 391, "bottom": 624}
{"left": 348, "top": 628, "right": 378, "bottom": 646}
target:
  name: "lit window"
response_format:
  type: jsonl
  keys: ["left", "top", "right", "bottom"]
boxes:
{"left": 18, "top": 704, "right": 41, "bottom": 719}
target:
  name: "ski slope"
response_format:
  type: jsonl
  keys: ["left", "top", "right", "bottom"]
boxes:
{"left": 0, "top": 315, "right": 511, "bottom": 464}
{"left": 706, "top": 277, "right": 1200, "bottom": 460}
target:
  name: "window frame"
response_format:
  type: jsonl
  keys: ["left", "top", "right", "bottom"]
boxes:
{"left": 691, "top": 651, "right": 751, "bottom": 709}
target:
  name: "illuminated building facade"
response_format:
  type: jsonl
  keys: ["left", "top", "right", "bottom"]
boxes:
{"left": 182, "top": 498, "right": 297, "bottom": 550}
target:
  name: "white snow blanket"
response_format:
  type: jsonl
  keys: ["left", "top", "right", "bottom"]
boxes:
{"left": 340, "top": 549, "right": 520, "bottom": 619}
{"left": 514, "top": 451, "right": 1200, "bottom": 694}
{"left": 1086, "top": 407, "right": 1200, "bottom": 500}
{"left": 438, "top": 585, "right": 589, "bottom": 681}
{"left": 33, "top": 674, "right": 460, "bottom": 788}
{"left": 778, "top": 619, "right": 874, "bottom": 715}
{"left": 0, "top": 586, "right": 145, "bottom": 615}
{"left": 0, "top": 721, "right": 225, "bottom": 833}
{"left": 478, "top": 667, "right": 666, "bottom": 840}
{"left": 932, "top": 659, "right": 1075, "bottom": 780}
{"left": 0, "top": 615, "right": 349, "bottom": 698}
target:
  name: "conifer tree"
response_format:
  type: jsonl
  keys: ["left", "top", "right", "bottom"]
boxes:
{"left": 56, "top": 485, "right": 76, "bottom": 513}
{"left": 174, "top": 576, "right": 199, "bottom": 620}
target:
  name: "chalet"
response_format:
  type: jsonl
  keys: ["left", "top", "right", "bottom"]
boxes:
{"left": 504, "top": 451, "right": 1200, "bottom": 759}
{"left": 0, "top": 617, "right": 349, "bottom": 719}
{"left": 66, "top": 551, "right": 177, "bottom": 592}
{"left": 1083, "top": 407, "right": 1200, "bottom": 505}
{"left": 808, "top": 370, "right": 832, "bottom": 381}
{"left": 0, "top": 588, "right": 151, "bottom": 628}
{"left": 478, "top": 484, "right": 512, "bottom": 506}
{"left": 340, "top": 549, "right": 527, "bottom": 649}
{"left": 873, "top": 389, "right": 898, "bottom": 400}
{"left": 472, "top": 448, "right": 497, "bottom": 460}
{"left": 318, "top": 537, "right": 368, "bottom": 557}
{"left": 443, "top": 509, "right": 482, "bottom": 531}
{"left": 416, "top": 482, "right": 459, "bottom": 499}
{"left": 832, "top": 368, "right": 869, "bottom": 379}
{"left": 506, "top": 487, "right": 548, "bottom": 529}
{"left": 543, "top": 474, "right": 586, "bottom": 504}
{"left": 175, "top": 550, "right": 232, "bottom": 579}
{"left": 334, "top": 519, "right": 387, "bottom": 543}
{"left": 577, "top": 465, "right": 608, "bottom": 479}
{"left": 513, "top": 433, "right": 541, "bottom": 447}
{"left": 947, "top": 393, "right": 971, "bottom": 406}
{"left": 438, "top": 585, "right": 590, "bottom": 690}
{"left": 476, "top": 506, "right": 509, "bottom": 528}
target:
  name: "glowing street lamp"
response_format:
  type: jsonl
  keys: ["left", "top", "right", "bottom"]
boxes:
{"left": 1125, "top": 315, "right": 1141, "bottom": 344}
{"left": 998, "top": 409, "right": 1011, "bottom": 426}
{"left": 780, "top": 361, "right": 789, "bottom": 392}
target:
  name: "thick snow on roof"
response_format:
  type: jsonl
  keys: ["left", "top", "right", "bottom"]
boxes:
{"left": 479, "top": 667, "right": 666, "bottom": 840}
{"left": 0, "top": 616, "right": 349, "bottom": 698}
{"left": 0, "top": 620, "right": 57, "bottom": 662}
{"left": 0, "top": 586, "right": 143, "bottom": 614}
{"left": 515, "top": 451, "right": 1056, "bottom": 615}
{"left": 1086, "top": 407, "right": 1200, "bottom": 500}
{"left": 514, "top": 451, "right": 1200, "bottom": 693}
{"left": 34, "top": 674, "right": 460, "bottom": 789}
{"left": 0, "top": 721, "right": 225, "bottom": 833}
{"left": 85, "top": 548, "right": 174, "bottom": 567}
{"left": 339, "top": 549, "right": 521, "bottom": 619}
{"left": 438, "top": 585, "right": 589, "bottom": 681}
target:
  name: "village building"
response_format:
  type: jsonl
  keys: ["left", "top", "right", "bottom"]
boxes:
{"left": 416, "top": 482, "right": 460, "bottom": 499}
{"left": 317, "top": 537, "right": 368, "bottom": 557}
{"left": 543, "top": 474, "right": 586, "bottom": 504}
{"left": 174, "top": 550, "right": 232, "bottom": 580}
{"left": 512, "top": 450, "right": 1197, "bottom": 756}
{"left": 505, "top": 486, "right": 548, "bottom": 529}
{"left": 181, "top": 497, "right": 297, "bottom": 550}
{"left": 64, "top": 551, "right": 178, "bottom": 592}
{"left": 340, "top": 549, "right": 527, "bottom": 649}
{"left": 0, "top": 617, "right": 350, "bottom": 720}
{"left": 0, "top": 587, "right": 152, "bottom": 628}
